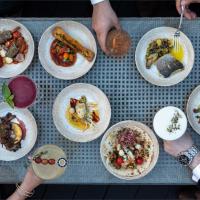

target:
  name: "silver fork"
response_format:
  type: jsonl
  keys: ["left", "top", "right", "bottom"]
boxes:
{"left": 173, "top": 4, "right": 185, "bottom": 52}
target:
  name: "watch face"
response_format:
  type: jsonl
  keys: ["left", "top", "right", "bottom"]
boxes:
{"left": 178, "top": 154, "right": 190, "bottom": 166}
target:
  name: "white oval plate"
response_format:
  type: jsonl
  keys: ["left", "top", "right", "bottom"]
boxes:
{"left": 0, "top": 103, "right": 37, "bottom": 161}
{"left": 100, "top": 120, "right": 159, "bottom": 180}
{"left": 135, "top": 27, "right": 194, "bottom": 86}
{"left": 53, "top": 83, "right": 111, "bottom": 142}
{"left": 39, "top": 21, "right": 97, "bottom": 80}
{"left": 187, "top": 85, "right": 200, "bottom": 135}
{"left": 0, "top": 19, "right": 34, "bottom": 78}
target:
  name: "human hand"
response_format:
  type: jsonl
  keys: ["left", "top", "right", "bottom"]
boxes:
{"left": 176, "top": 0, "right": 200, "bottom": 19}
{"left": 164, "top": 134, "right": 200, "bottom": 169}
{"left": 92, "top": 0, "right": 120, "bottom": 54}
{"left": 7, "top": 167, "right": 43, "bottom": 200}
{"left": 164, "top": 134, "right": 193, "bottom": 157}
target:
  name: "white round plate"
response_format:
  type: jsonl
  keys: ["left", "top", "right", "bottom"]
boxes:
{"left": 53, "top": 83, "right": 111, "bottom": 142}
{"left": 135, "top": 27, "right": 194, "bottom": 86}
{"left": 38, "top": 21, "right": 97, "bottom": 80}
{"left": 0, "top": 19, "right": 34, "bottom": 78}
{"left": 153, "top": 106, "right": 187, "bottom": 141}
{"left": 0, "top": 103, "right": 37, "bottom": 161}
{"left": 100, "top": 120, "right": 159, "bottom": 180}
{"left": 187, "top": 85, "right": 200, "bottom": 135}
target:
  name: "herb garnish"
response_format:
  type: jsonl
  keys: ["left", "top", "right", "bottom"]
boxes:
{"left": 33, "top": 151, "right": 48, "bottom": 160}
{"left": 2, "top": 82, "right": 15, "bottom": 108}
{"left": 167, "top": 111, "right": 182, "bottom": 133}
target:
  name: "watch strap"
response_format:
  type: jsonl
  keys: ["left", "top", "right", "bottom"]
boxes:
{"left": 189, "top": 146, "right": 199, "bottom": 157}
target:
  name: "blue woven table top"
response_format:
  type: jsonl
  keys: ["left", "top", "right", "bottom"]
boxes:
{"left": 0, "top": 18, "right": 199, "bottom": 184}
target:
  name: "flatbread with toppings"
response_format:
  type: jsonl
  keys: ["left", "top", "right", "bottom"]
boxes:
{"left": 102, "top": 125, "right": 154, "bottom": 178}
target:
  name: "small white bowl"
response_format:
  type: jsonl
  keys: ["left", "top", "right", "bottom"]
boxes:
{"left": 153, "top": 106, "right": 187, "bottom": 141}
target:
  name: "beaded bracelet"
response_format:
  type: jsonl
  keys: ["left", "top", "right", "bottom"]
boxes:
{"left": 16, "top": 183, "right": 34, "bottom": 198}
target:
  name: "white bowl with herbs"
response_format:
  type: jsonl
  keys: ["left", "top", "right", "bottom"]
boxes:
{"left": 153, "top": 106, "right": 187, "bottom": 141}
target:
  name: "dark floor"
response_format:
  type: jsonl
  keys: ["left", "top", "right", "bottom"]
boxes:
{"left": 1, "top": 1, "right": 200, "bottom": 199}
{"left": 0, "top": 0, "right": 198, "bottom": 18}
{"left": 1, "top": 184, "right": 199, "bottom": 199}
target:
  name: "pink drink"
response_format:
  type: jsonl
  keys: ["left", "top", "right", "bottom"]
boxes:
{"left": 8, "top": 76, "right": 37, "bottom": 108}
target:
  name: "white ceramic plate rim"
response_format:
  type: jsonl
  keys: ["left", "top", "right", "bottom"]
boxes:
{"left": 0, "top": 103, "right": 37, "bottom": 161}
{"left": 100, "top": 120, "right": 159, "bottom": 180}
{"left": 135, "top": 27, "right": 194, "bottom": 86}
{"left": 0, "top": 19, "right": 34, "bottom": 78}
{"left": 38, "top": 21, "right": 97, "bottom": 80}
{"left": 53, "top": 83, "right": 111, "bottom": 142}
{"left": 187, "top": 85, "right": 200, "bottom": 135}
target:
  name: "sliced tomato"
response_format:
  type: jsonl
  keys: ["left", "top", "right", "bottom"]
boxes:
{"left": 116, "top": 157, "right": 124, "bottom": 166}
{"left": 136, "top": 157, "right": 143, "bottom": 165}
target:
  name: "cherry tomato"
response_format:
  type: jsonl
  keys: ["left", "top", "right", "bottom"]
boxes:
{"left": 34, "top": 157, "right": 42, "bottom": 164}
{"left": 48, "top": 159, "right": 56, "bottom": 165}
{"left": 41, "top": 159, "right": 48, "bottom": 165}
{"left": 116, "top": 157, "right": 124, "bottom": 166}
{"left": 136, "top": 157, "right": 143, "bottom": 165}
{"left": 70, "top": 98, "right": 78, "bottom": 107}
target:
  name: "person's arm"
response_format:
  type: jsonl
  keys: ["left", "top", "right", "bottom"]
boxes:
{"left": 7, "top": 167, "right": 43, "bottom": 200}
{"left": 176, "top": 0, "right": 200, "bottom": 19}
{"left": 164, "top": 134, "right": 200, "bottom": 182}
{"left": 91, "top": 0, "right": 120, "bottom": 54}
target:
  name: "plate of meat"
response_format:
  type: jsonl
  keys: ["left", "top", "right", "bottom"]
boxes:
{"left": 0, "top": 103, "right": 37, "bottom": 161}
{"left": 38, "top": 21, "right": 97, "bottom": 80}
{"left": 0, "top": 19, "right": 34, "bottom": 78}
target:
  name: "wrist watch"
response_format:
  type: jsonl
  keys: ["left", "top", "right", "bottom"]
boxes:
{"left": 176, "top": 145, "right": 199, "bottom": 166}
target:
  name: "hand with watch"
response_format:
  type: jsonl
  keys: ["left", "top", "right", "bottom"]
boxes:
{"left": 164, "top": 134, "right": 200, "bottom": 183}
